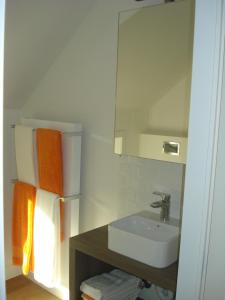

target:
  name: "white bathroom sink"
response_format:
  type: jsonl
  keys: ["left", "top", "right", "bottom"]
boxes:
{"left": 108, "top": 213, "right": 179, "bottom": 268}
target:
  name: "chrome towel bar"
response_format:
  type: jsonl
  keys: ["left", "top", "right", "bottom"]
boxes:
{"left": 10, "top": 179, "right": 81, "bottom": 201}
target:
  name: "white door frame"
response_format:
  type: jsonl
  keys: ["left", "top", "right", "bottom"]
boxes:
{"left": 203, "top": 38, "right": 225, "bottom": 299}
{"left": 0, "top": 0, "right": 6, "bottom": 299}
{"left": 176, "top": 0, "right": 225, "bottom": 299}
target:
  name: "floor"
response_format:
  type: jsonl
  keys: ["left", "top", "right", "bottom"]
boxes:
{"left": 6, "top": 275, "right": 60, "bottom": 300}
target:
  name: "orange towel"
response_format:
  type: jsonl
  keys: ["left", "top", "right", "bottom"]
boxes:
{"left": 12, "top": 181, "right": 36, "bottom": 274}
{"left": 36, "top": 128, "right": 63, "bottom": 196}
{"left": 36, "top": 128, "right": 64, "bottom": 240}
{"left": 82, "top": 294, "right": 95, "bottom": 300}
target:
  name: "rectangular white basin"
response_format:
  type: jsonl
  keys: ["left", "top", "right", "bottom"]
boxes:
{"left": 108, "top": 214, "right": 179, "bottom": 268}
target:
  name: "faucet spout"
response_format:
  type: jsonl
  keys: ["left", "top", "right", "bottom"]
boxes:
{"left": 151, "top": 200, "right": 163, "bottom": 208}
{"left": 150, "top": 191, "right": 170, "bottom": 222}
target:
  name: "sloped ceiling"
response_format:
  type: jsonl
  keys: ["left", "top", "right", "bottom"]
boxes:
{"left": 4, "top": 0, "right": 94, "bottom": 109}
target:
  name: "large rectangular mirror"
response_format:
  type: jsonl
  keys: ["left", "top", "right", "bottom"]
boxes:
{"left": 114, "top": 0, "right": 194, "bottom": 163}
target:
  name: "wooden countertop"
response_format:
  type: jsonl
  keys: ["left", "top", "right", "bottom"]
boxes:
{"left": 70, "top": 225, "right": 178, "bottom": 292}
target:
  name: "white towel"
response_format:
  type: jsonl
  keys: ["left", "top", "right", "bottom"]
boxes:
{"left": 62, "top": 134, "right": 81, "bottom": 196}
{"left": 34, "top": 189, "right": 61, "bottom": 288}
{"left": 80, "top": 269, "right": 140, "bottom": 300}
{"left": 15, "top": 125, "right": 37, "bottom": 186}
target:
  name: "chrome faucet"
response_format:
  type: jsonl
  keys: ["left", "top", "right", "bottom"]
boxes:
{"left": 150, "top": 191, "right": 170, "bottom": 222}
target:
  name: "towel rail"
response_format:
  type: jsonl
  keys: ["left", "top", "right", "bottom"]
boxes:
{"left": 10, "top": 179, "right": 81, "bottom": 201}
{"left": 11, "top": 124, "right": 82, "bottom": 136}
{"left": 58, "top": 194, "right": 81, "bottom": 202}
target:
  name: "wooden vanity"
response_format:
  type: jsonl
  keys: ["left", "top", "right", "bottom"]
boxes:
{"left": 69, "top": 225, "right": 178, "bottom": 300}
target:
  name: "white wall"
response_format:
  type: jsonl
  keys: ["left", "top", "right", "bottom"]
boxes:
{"left": 4, "top": 109, "right": 22, "bottom": 279}
{"left": 4, "top": 0, "right": 94, "bottom": 109}
{"left": 21, "top": 0, "right": 184, "bottom": 236}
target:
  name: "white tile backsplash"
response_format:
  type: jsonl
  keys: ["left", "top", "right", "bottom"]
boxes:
{"left": 117, "top": 155, "right": 184, "bottom": 220}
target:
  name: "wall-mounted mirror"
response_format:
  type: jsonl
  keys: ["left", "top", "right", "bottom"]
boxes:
{"left": 114, "top": 0, "right": 194, "bottom": 163}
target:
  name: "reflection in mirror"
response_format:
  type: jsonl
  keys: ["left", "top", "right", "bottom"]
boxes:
{"left": 114, "top": 0, "right": 194, "bottom": 163}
